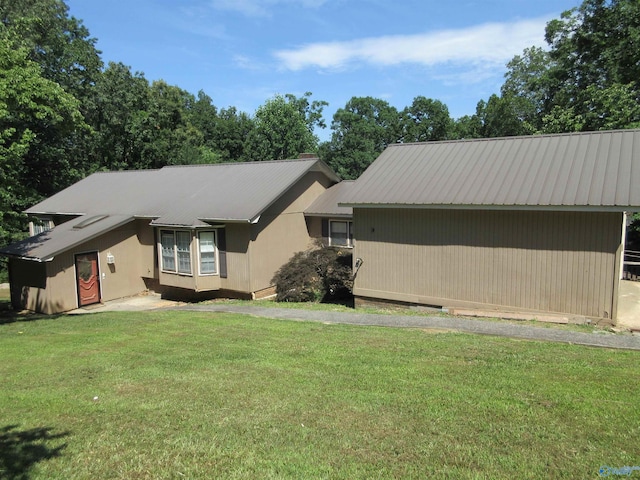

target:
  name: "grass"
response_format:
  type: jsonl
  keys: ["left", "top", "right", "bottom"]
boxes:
{"left": 1, "top": 310, "right": 639, "bottom": 479}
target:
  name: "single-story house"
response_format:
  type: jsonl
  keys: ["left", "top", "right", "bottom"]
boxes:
{"left": 1, "top": 158, "right": 341, "bottom": 313}
{"left": 341, "top": 129, "right": 640, "bottom": 324}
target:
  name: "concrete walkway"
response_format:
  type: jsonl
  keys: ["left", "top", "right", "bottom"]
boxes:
{"left": 172, "top": 303, "right": 640, "bottom": 351}
{"left": 617, "top": 280, "right": 640, "bottom": 331}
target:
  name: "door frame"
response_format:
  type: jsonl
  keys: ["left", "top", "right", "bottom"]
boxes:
{"left": 74, "top": 251, "right": 102, "bottom": 308}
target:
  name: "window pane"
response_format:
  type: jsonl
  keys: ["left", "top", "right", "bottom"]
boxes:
{"left": 330, "top": 221, "right": 348, "bottom": 246}
{"left": 199, "top": 232, "right": 217, "bottom": 274}
{"left": 176, "top": 231, "right": 192, "bottom": 274}
{"left": 33, "top": 219, "right": 52, "bottom": 235}
{"left": 161, "top": 231, "right": 176, "bottom": 271}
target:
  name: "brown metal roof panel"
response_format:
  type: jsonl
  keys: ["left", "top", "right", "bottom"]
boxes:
{"left": 25, "top": 170, "right": 164, "bottom": 217}
{"left": 343, "top": 129, "right": 640, "bottom": 209}
{"left": 24, "top": 158, "right": 340, "bottom": 227}
{"left": 0, "top": 214, "right": 135, "bottom": 260}
{"left": 156, "top": 158, "right": 334, "bottom": 223}
{"left": 305, "top": 181, "right": 354, "bottom": 217}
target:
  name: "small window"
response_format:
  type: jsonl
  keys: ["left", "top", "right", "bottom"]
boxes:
{"left": 31, "top": 218, "right": 53, "bottom": 236}
{"left": 198, "top": 231, "right": 217, "bottom": 275}
{"left": 329, "top": 220, "right": 353, "bottom": 247}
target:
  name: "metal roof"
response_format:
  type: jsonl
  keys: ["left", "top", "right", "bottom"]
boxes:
{"left": 341, "top": 130, "right": 640, "bottom": 210}
{"left": 304, "top": 181, "right": 354, "bottom": 218}
{"left": 26, "top": 158, "right": 340, "bottom": 224}
{"left": 0, "top": 214, "right": 135, "bottom": 261}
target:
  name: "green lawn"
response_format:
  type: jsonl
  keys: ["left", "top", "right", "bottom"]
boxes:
{"left": 1, "top": 311, "right": 638, "bottom": 479}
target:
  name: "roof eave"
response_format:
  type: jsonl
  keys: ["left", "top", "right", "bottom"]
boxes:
{"left": 340, "top": 203, "right": 638, "bottom": 212}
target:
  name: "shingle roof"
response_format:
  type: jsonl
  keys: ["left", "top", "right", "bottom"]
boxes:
{"left": 341, "top": 130, "right": 640, "bottom": 210}
{"left": 27, "top": 158, "right": 340, "bottom": 225}
{"left": 304, "top": 181, "right": 354, "bottom": 217}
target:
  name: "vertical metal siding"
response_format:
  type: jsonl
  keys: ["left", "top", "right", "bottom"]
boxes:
{"left": 354, "top": 208, "right": 621, "bottom": 319}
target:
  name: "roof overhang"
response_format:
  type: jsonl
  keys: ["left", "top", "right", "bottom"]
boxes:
{"left": 340, "top": 203, "right": 639, "bottom": 213}
{"left": 0, "top": 214, "right": 136, "bottom": 261}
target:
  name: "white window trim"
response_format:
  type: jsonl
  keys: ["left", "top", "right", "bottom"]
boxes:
{"left": 160, "top": 229, "right": 193, "bottom": 276}
{"left": 197, "top": 230, "right": 219, "bottom": 276}
{"left": 328, "top": 220, "right": 353, "bottom": 248}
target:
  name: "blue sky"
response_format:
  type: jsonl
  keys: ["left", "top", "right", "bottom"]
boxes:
{"left": 66, "top": 0, "right": 582, "bottom": 140}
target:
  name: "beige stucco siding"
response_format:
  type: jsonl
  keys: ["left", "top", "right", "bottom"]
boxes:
{"left": 248, "top": 172, "right": 332, "bottom": 292}
{"left": 353, "top": 209, "right": 622, "bottom": 320}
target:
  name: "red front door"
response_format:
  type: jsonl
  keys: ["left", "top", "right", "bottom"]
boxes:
{"left": 76, "top": 253, "right": 101, "bottom": 307}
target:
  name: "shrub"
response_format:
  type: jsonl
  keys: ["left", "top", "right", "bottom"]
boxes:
{"left": 272, "top": 247, "right": 353, "bottom": 302}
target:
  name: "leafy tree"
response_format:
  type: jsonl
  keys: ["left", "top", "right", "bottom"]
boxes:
{"left": 211, "top": 107, "right": 254, "bottom": 163}
{"left": 400, "top": 96, "right": 453, "bottom": 142}
{"left": 451, "top": 114, "right": 483, "bottom": 140}
{"left": 83, "top": 62, "right": 151, "bottom": 171}
{"left": 243, "top": 93, "right": 320, "bottom": 161}
{"left": 0, "top": 40, "right": 86, "bottom": 257}
{"left": 128, "top": 80, "right": 210, "bottom": 168}
{"left": 321, "top": 96, "right": 400, "bottom": 179}
{"left": 504, "top": 0, "right": 640, "bottom": 133}
{"left": 0, "top": 0, "right": 102, "bottom": 103}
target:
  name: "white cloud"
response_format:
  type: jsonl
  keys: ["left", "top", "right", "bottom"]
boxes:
{"left": 273, "top": 17, "right": 550, "bottom": 71}
{"left": 210, "top": 0, "right": 328, "bottom": 17}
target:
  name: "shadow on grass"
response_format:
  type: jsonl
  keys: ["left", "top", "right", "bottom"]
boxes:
{"left": 0, "top": 425, "right": 69, "bottom": 480}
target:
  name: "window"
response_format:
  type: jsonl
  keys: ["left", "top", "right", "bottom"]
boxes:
{"left": 176, "top": 231, "right": 192, "bottom": 274}
{"left": 161, "top": 231, "right": 176, "bottom": 272}
{"left": 198, "top": 231, "right": 217, "bottom": 275}
{"left": 329, "top": 220, "right": 353, "bottom": 247}
{"left": 160, "top": 230, "right": 192, "bottom": 274}
{"left": 31, "top": 218, "right": 53, "bottom": 236}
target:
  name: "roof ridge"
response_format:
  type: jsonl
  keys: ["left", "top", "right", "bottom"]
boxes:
{"left": 388, "top": 128, "right": 640, "bottom": 148}
{"left": 91, "top": 168, "right": 161, "bottom": 174}
{"left": 160, "top": 157, "right": 319, "bottom": 169}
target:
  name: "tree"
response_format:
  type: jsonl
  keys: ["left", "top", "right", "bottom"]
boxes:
{"left": 243, "top": 93, "right": 320, "bottom": 161}
{"left": 210, "top": 107, "right": 254, "bottom": 163}
{"left": 400, "top": 96, "right": 453, "bottom": 143}
{"left": 0, "top": 0, "right": 102, "bottom": 102}
{"left": 321, "top": 96, "right": 400, "bottom": 179}
{"left": 503, "top": 0, "right": 640, "bottom": 133}
{"left": 83, "top": 62, "right": 151, "bottom": 171}
{"left": 0, "top": 40, "right": 86, "bottom": 263}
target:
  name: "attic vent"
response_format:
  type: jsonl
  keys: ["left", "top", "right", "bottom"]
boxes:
{"left": 73, "top": 215, "right": 109, "bottom": 229}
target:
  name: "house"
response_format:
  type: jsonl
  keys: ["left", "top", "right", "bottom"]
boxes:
{"left": 0, "top": 158, "right": 341, "bottom": 314}
{"left": 341, "top": 129, "right": 640, "bottom": 324}
{"left": 305, "top": 180, "right": 354, "bottom": 248}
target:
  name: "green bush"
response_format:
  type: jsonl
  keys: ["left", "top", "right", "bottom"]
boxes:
{"left": 272, "top": 247, "right": 353, "bottom": 302}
